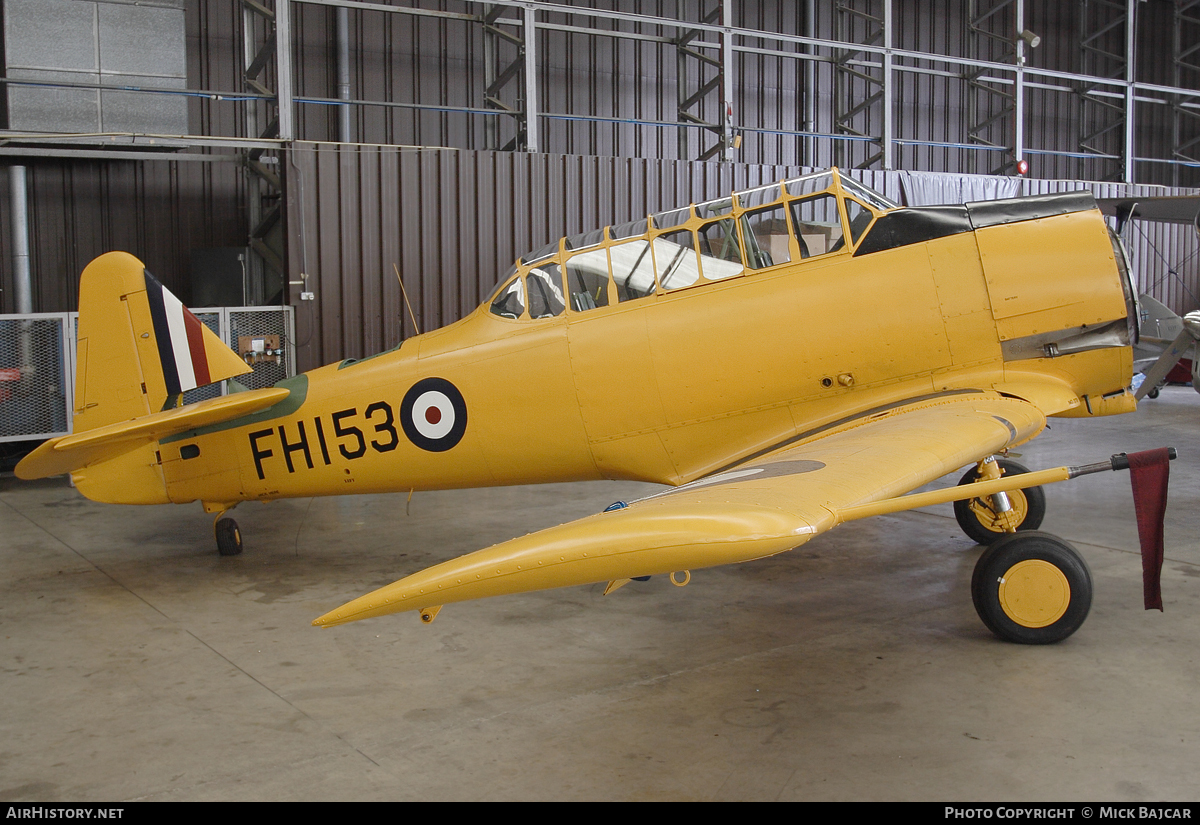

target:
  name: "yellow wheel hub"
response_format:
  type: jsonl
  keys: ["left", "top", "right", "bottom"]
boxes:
{"left": 969, "top": 489, "right": 1028, "bottom": 533}
{"left": 998, "top": 560, "right": 1071, "bottom": 628}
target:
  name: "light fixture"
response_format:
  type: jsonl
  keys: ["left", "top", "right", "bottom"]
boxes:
{"left": 1019, "top": 29, "right": 1041, "bottom": 49}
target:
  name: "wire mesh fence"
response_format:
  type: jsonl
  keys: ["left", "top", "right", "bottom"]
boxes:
{"left": 0, "top": 314, "right": 71, "bottom": 442}
{"left": 0, "top": 306, "right": 294, "bottom": 443}
{"left": 229, "top": 308, "right": 294, "bottom": 391}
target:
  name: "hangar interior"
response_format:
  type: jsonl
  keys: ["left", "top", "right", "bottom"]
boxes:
{"left": 1, "top": 0, "right": 1199, "bottom": 358}
{"left": 2, "top": 0, "right": 1200, "bottom": 802}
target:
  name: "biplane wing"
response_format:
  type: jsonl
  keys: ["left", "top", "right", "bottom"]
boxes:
{"left": 1096, "top": 195, "right": 1200, "bottom": 227}
{"left": 313, "top": 389, "right": 1048, "bottom": 627}
{"left": 1094, "top": 195, "right": 1200, "bottom": 397}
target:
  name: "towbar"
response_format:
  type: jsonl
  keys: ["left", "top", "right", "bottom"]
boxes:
{"left": 1070, "top": 447, "right": 1178, "bottom": 478}
{"left": 836, "top": 447, "right": 1177, "bottom": 524}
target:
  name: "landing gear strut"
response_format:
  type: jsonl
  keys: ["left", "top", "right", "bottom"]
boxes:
{"left": 953, "top": 457, "right": 1046, "bottom": 545}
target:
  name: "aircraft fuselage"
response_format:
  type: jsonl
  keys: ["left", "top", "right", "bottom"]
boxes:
{"left": 71, "top": 173, "right": 1136, "bottom": 511}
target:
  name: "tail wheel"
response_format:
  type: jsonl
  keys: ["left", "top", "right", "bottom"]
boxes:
{"left": 971, "top": 531, "right": 1092, "bottom": 644}
{"left": 215, "top": 517, "right": 243, "bottom": 557}
{"left": 953, "top": 458, "right": 1046, "bottom": 545}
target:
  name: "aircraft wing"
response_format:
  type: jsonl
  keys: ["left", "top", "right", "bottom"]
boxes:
{"left": 313, "top": 390, "right": 1047, "bottom": 627}
{"left": 1096, "top": 195, "right": 1200, "bottom": 226}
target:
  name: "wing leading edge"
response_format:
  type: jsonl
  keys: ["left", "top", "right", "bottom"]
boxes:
{"left": 313, "top": 391, "right": 1046, "bottom": 627}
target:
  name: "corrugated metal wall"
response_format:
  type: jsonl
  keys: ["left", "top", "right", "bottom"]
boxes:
{"left": 0, "top": 0, "right": 257, "bottom": 314}
{"left": 188, "top": 0, "right": 254, "bottom": 140}
{"left": 286, "top": 142, "right": 1199, "bottom": 371}
{"left": 4, "top": 1, "right": 1198, "bottom": 355}
{"left": 0, "top": 159, "right": 247, "bottom": 314}
{"left": 283, "top": 0, "right": 1199, "bottom": 186}
{"left": 5, "top": 145, "right": 1186, "bottom": 372}
{"left": 285, "top": 141, "right": 805, "bottom": 368}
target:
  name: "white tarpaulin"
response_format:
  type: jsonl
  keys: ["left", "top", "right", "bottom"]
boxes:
{"left": 900, "top": 171, "right": 1022, "bottom": 206}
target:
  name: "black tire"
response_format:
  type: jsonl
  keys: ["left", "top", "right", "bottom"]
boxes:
{"left": 953, "top": 458, "right": 1046, "bottom": 545}
{"left": 215, "top": 517, "right": 243, "bottom": 557}
{"left": 970, "top": 531, "right": 1092, "bottom": 644}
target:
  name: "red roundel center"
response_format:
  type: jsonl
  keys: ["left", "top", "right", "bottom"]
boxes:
{"left": 425, "top": 407, "right": 442, "bottom": 425}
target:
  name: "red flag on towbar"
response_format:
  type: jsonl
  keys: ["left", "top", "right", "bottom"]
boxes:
{"left": 1127, "top": 448, "right": 1172, "bottom": 611}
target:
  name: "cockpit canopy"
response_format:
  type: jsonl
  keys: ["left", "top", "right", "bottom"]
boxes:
{"left": 486, "top": 169, "right": 898, "bottom": 322}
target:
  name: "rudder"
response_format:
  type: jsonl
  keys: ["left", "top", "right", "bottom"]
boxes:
{"left": 73, "top": 251, "right": 251, "bottom": 434}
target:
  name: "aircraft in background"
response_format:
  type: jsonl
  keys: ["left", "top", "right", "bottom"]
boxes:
{"left": 1096, "top": 194, "right": 1200, "bottom": 399}
{"left": 17, "top": 169, "right": 1163, "bottom": 645}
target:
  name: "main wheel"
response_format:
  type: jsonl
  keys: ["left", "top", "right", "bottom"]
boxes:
{"left": 953, "top": 458, "right": 1046, "bottom": 545}
{"left": 970, "top": 531, "right": 1092, "bottom": 644}
{"left": 215, "top": 517, "right": 243, "bottom": 556}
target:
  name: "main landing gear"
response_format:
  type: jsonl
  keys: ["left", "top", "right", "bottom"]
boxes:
{"left": 953, "top": 457, "right": 1045, "bottom": 542}
{"left": 955, "top": 456, "right": 1090, "bottom": 645}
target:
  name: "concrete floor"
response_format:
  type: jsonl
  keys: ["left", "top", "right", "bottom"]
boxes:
{"left": 2, "top": 387, "right": 1199, "bottom": 802}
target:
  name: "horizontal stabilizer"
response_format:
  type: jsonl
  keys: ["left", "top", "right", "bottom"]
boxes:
{"left": 16, "top": 386, "right": 290, "bottom": 480}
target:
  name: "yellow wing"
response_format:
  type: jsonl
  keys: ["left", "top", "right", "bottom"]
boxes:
{"left": 313, "top": 390, "right": 1046, "bottom": 627}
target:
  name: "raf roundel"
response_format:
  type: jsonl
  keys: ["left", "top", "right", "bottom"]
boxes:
{"left": 400, "top": 377, "right": 468, "bottom": 452}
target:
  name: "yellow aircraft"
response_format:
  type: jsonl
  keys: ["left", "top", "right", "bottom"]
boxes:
{"left": 17, "top": 168, "right": 1155, "bottom": 645}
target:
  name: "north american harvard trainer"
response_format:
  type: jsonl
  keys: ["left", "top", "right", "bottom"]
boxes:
{"left": 17, "top": 168, "right": 1163, "bottom": 644}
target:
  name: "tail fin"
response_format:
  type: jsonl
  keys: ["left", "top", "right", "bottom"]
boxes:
{"left": 74, "top": 251, "right": 252, "bottom": 434}
{"left": 1136, "top": 293, "right": 1183, "bottom": 343}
